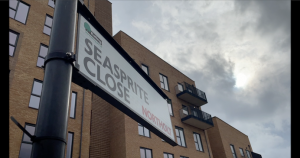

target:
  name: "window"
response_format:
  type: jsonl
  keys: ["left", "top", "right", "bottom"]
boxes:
{"left": 66, "top": 132, "right": 74, "bottom": 158}
{"left": 246, "top": 150, "right": 252, "bottom": 158}
{"left": 29, "top": 79, "right": 43, "bottom": 109}
{"left": 48, "top": 0, "right": 55, "bottom": 8}
{"left": 159, "top": 73, "right": 169, "bottom": 91}
{"left": 167, "top": 99, "right": 173, "bottom": 116}
{"left": 230, "top": 144, "right": 237, "bottom": 158}
{"left": 140, "top": 147, "right": 152, "bottom": 158}
{"left": 69, "top": 92, "right": 77, "bottom": 118}
{"left": 19, "top": 123, "right": 35, "bottom": 158}
{"left": 239, "top": 148, "right": 245, "bottom": 157}
{"left": 180, "top": 156, "right": 189, "bottom": 158}
{"left": 9, "top": 30, "right": 19, "bottom": 57}
{"left": 43, "top": 14, "right": 53, "bottom": 36}
{"left": 138, "top": 123, "right": 150, "bottom": 137}
{"left": 36, "top": 44, "right": 48, "bottom": 67}
{"left": 193, "top": 132, "right": 204, "bottom": 152}
{"left": 182, "top": 105, "right": 188, "bottom": 115}
{"left": 163, "top": 152, "right": 174, "bottom": 158}
{"left": 141, "top": 64, "right": 149, "bottom": 75}
{"left": 178, "top": 83, "right": 183, "bottom": 91}
{"left": 175, "top": 126, "right": 186, "bottom": 147}
{"left": 9, "top": 0, "right": 30, "bottom": 24}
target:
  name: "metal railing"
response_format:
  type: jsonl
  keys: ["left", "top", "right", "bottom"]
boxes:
{"left": 176, "top": 82, "right": 207, "bottom": 101}
{"left": 179, "top": 107, "right": 213, "bottom": 126}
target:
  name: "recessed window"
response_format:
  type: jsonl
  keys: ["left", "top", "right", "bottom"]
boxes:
{"left": 167, "top": 99, "right": 173, "bottom": 116}
{"left": 66, "top": 132, "right": 74, "bottom": 158}
{"left": 193, "top": 132, "right": 204, "bottom": 152}
{"left": 9, "top": 30, "right": 19, "bottom": 57}
{"left": 48, "top": 0, "right": 55, "bottom": 8}
{"left": 29, "top": 79, "right": 43, "bottom": 109}
{"left": 140, "top": 147, "right": 152, "bottom": 158}
{"left": 239, "top": 148, "right": 245, "bottom": 157}
{"left": 43, "top": 14, "right": 53, "bottom": 36}
{"left": 230, "top": 144, "right": 237, "bottom": 158}
{"left": 163, "top": 152, "right": 174, "bottom": 158}
{"left": 138, "top": 123, "right": 150, "bottom": 137}
{"left": 141, "top": 64, "right": 149, "bottom": 75}
{"left": 178, "top": 83, "right": 183, "bottom": 91}
{"left": 245, "top": 150, "right": 252, "bottom": 158}
{"left": 36, "top": 44, "right": 48, "bottom": 67}
{"left": 159, "top": 73, "right": 169, "bottom": 91}
{"left": 70, "top": 92, "right": 77, "bottom": 118}
{"left": 9, "top": 0, "right": 30, "bottom": 24}
{"left": 180, "top": 156, "right": 189, "bottom": 158}
{"left": 175, "top": 126, "right": 186, "bottom": 147}
{"left": 18, "top": 123, "right": 35, "bottom": 158}
{"left": 182, "top": 105, "right": 188, "bottom": 115}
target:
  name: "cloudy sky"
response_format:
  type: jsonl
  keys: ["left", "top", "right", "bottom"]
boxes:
{"left": 109, "top": 0, "right": 290, "bottom": 157}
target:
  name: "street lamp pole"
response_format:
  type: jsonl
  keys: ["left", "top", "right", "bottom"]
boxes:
{"left": 31, "top": 0, "right": 78, "bottom": 157}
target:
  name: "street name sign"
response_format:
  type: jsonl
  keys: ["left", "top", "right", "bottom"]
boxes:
{"left": 73, "top": 2, "right": 177, "bottom": 146}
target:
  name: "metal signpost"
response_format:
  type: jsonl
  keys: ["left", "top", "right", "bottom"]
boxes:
{"left": 10, "top": 1, "right": 176, "bottom": 158}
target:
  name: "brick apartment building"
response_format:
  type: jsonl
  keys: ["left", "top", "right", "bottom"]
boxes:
{"left": 9, "top": 0, "right": 261, "bottom": 158}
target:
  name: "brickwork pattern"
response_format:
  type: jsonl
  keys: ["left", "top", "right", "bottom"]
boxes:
{"left": 94, "top": 0, "right": 112, "bottom": 36}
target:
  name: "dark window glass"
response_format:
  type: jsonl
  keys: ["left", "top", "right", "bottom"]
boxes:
{"left": 193, "top": 132, "right": 204, "bottom": 152}
{"left": 138, "top": 123, "right": 150, "bottom": 137}
{"left": 66, "top": 132, "right": 74, "bottom": 158}
{"left": 167, "top": 99, "right": 173, "bottom": 116}
{"left": 141, "top": 64, "right": 149, "bottom": 75}
{"left": 37, "top": 44, "right": 48, "bottom": 67}
{"left": 48, "top": 0, "right": 55, "bottom": 8}
{"left": 180, "top": 156, "right": 189, "bottom": 158}
{"left": 175, "top": 126, "right": 186, "bottom": 147}
{"left": 163, "top": 152, "right": 174, "bottom": 158}
{"left": 230, "top": 144, "right": 237, "bottom": 158}
{"left": 9, "top": 30, "right": 19, "bottom": 56}
{"left": 29, "top": 79, "right": 43, "bottom": 109}
{"left": 19, "top": 124, "right": 35, "bottom": 158}
{"left": 43, "top": 15, "right": 53, "bottom": 35}
{"left": 140, "top": 147, "right": 152, "bottom": 158}
{"left": 9, "top": 0, "right": 30, "bottom": 24}
{"left": 70, "top": 92, "right": 77, "bottom": 118}
{"left": 159, "top": 73, "right": 169, "bottom": 91}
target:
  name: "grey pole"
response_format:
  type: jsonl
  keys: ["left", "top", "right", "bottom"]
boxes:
{"left": 31, "top": 0, "right": 78, "bottom": 157}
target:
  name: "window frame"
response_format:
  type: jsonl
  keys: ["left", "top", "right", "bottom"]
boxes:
{"left": 193, "top": 132, "right": 204, "bottom": 152}
{"left": 48, "top": 0, "right": 55, "bottom": 8}
{"left": 245, "top": 150, "right": 252, "bottom": 158}
{"left": 28, "top": 79, "right": 43, "bottom": 109}
{"left": 178, "top": 82, "right": 184, "bottom": 92}
{"left": 159, "top": 73, "right": 169, "bottom": 91}
{"left": 175, "top": 126, "right": 187, "bottom": 147}
{"left": 239, "top": 148, "right": 245, "bottom": 157}
{"left": 9, "top": 29, "right": 19, "bottom": 57}
{"left": 140, "top": 147, "right": 152, "bottom": 158}
{"left": 66, "top": 132, "right": 74, "bottom": 158}
{"left": 167, "top": 99, "right": 174, "bottom": 116}
{"left": 163, "top": 152, "right": 174, "bottom": 158}
{"left": 43, "top": 14, "right": 53, "bottom": 36}
{"left": 36, "top": 43, "right": 48, "bottom": 68}
{"left": 70, "top": 91, "right": 77, "bottom": 119}
{"left": 18, "top": 123, "right": 35, "bottom": 158}
{"left": 138, "top": 123, "right": 151, "bottom": 138}
{"left": 230, "top": 144, "right": 237, "bottom": 158}
{"left": 9, "top": 0, "right": 30, "bottom": 24}
{"left": 141, "top": 64, "right": 149, "bottom": 76}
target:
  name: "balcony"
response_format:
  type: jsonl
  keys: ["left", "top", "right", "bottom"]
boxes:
{"left": 175, "top": 82, "right": 207, "bottom": 106}
{"left": 251, "top": 152, "right": 262, "bottom": 158}
{"left": 179, "top": 107, "right": 213, "bottom": 129}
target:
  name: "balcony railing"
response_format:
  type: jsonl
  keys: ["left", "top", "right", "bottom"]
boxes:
{"left": 175, "top": 82, "right": 208, "bottom": 106}
{"left": 179, "top": 107, "right": 213, "bottom": 129}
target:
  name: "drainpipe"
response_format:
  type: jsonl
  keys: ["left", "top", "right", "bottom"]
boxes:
{"left": 203, "top": 130, "right": 212, "bottom": 158}
{"left": 79, "top": 89, "right": 85, "bottom": 158}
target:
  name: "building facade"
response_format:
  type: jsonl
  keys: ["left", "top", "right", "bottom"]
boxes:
{"left": 9, "top": 0, "right": 260, "bottom": 158}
